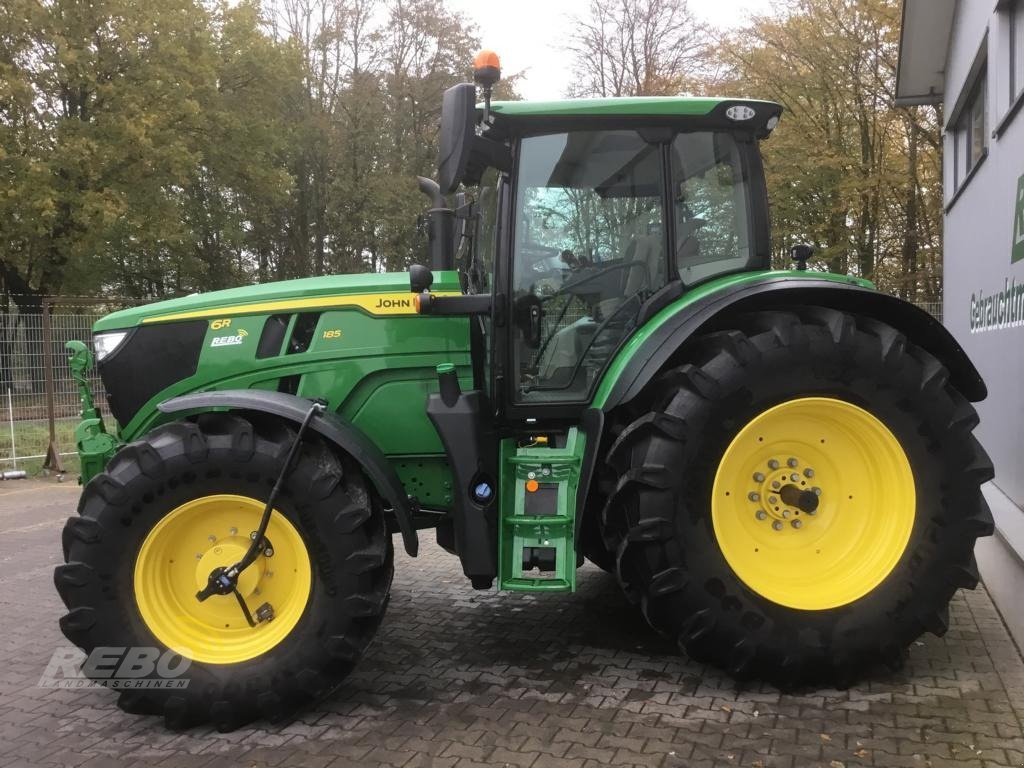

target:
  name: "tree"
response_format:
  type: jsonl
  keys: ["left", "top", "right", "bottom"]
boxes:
{"left": 267, "top": 0, "right": 483, "bottom": 275}
{"left": 568, "top": 0, "right": 710, "bottom": 97}
{"left": 0, "top": 0, "right": 302, "bottom": 301}
{"left": 711, "top": 0, "right": 943, "bottom": 301}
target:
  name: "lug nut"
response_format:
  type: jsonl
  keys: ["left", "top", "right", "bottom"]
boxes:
{"left": 768, "top": 459, "right": 780, "bottom": 470}
{"left": 756, "top": 510, "right": 768, "bottom": 520}
{"left": 753, "top": 472, "right": 765, "bottom": 482}
{"left": 772, "top": 521, "right": 783, "bottom": 531}
{"left": 804, "top": 468, "right": 815, "bottom": 478}
{"left": 787, "top": 458, "right": 798, "bottom": 468}
{"left": 782, "top": 509, "right": 790, "bottom": 519}
{"left": 748, "top": 491, "right": 760, "bottom": 501}
{"left": 250, "top": 531, "right": 258, "bottom": 540}
{"left": 229, "top": 527, "right": 238, "bottom": 536}
{"left": 791, "top": 519, "right": 802, "bottom": 529}
{"left": 263, "top": 547, "right": 274, "bottom": 557}
{"left": 208, "top": 535, "right": 217, "bottom": 543}
{"left": 196, "top": 553, "right": 203, "bottom": 560}
{"left": 771, "top": 481, "right": 781, "bottom": 489}
{"left": 790, "top": 473, "right": 800, "bottom": 482}
{"left": 812, "top": 487, "right": 822, "bottom": 496}
{"left": 768, "top": 495, "right": 778, "bottom": 504}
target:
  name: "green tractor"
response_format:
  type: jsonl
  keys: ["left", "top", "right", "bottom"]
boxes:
{"left": 56, "top": 52, "right": 993, "bottom": 730}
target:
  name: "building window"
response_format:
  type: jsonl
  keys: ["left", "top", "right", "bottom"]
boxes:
{"left": 1012, "top": 0, "right": 1024, "bottom": 101}
{"left": 952, "top": 71, "right": 987, "bottom": 192}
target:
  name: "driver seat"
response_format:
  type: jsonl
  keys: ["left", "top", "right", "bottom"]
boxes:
{"left": 596, "top": 234, "right": 663, "bottom": 320}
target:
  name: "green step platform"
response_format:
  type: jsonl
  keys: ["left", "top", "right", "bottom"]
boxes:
{"left": 498, "top": 429, "right": 585, "bottom": 592}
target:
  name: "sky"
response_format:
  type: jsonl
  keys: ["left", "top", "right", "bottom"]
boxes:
{"left": 443, "top": 0, "right": 778, "bottom": 101}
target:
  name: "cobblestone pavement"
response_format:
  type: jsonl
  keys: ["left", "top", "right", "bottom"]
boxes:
{"left": 1, "top": 479, "right": 1023, "bottom": 768}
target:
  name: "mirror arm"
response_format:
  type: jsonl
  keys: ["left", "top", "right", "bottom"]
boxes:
{"left": 417, "top": 176, "right": 455, "bottom": 271}
{"left": 417, "top": 176, "right": 445, "bottom": 208}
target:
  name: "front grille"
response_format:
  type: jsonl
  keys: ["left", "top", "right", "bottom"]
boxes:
{"left": 98, "top": 320, "right": 208, "bottom": 427}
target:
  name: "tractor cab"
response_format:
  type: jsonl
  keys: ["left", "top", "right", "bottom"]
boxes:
{"left": 416, "top": 54, "right": 782, "bottom": 418}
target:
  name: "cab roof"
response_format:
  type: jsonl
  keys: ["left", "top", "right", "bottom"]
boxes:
{"left": 481, "top": 97, "right": 783, "bottom": 142}
{"left": 488, "top": 96, "right": 781, "bottom": 118}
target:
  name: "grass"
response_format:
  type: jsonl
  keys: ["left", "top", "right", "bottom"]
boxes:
{"left": 0, "top": 418, "right": 83, "bottom": 476}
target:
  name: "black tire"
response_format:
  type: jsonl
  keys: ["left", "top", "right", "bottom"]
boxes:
{"left": 55, "top": 412, "right": 393, "bottom": 730}
{"left": 601, "top": 307, "right": 994, "bottom": 686}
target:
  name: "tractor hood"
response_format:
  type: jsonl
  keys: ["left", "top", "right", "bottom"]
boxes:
{"left": 89, "top": 268, "right": 470, "bottom": 436}
{"left": 94, "top": 270, "right": 463, "bottom": 332}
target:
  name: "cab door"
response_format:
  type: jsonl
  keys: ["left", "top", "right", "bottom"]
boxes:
{"left": 502, "top": 129, "right": 672, "bottom": 414}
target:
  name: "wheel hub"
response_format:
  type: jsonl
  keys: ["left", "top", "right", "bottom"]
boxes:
{"left": 712, "top": 397, "right": 916, "bottom": 610}
{"left": 749, "top": 457, "right": 821, "bottom": 528}
{"left": 134, "top": 494, "right": 311, "bottom": 664}
{"left": 194, "top": 536, "right": 265, "bottom": 598}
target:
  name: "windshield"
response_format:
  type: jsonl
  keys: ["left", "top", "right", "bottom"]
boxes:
{"left": 511, "top": 130, "right": 668, "bottom": 403}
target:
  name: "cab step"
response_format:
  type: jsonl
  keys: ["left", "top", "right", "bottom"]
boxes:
{"left": 498, "top": 428, "right": 585, "bottom": 592}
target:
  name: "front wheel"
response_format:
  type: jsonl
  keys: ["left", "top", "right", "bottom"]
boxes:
{"left": 601, "top": 307, "right": 994, "bottom": 685}
{"left": 55, "top": 413, "right": 392, "bottom": 730}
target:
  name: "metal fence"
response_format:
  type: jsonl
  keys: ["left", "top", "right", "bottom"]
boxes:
{"left": 0, "top": 297, "right": 128, "bottom": 474}
{"left": 916, "top": 302, "right": 943, "bottom": 322}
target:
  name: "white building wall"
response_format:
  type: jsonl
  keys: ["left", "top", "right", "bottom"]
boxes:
{"left": 943, "top": 5, "right": 1024, "bottom": 509}
{"left": 940, "top": 1, "right": 1024, "bottom": 648}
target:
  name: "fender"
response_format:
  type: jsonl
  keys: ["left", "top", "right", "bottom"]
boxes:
{"left": 594, "top": 274, "right": 987, "bottom": 412}
{"left": 158, "top": 389, "right": 418, "bottom": 556}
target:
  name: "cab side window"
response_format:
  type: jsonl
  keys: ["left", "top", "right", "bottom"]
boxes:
{"left": 671, "top": 133, "right": 754, "bottom": 285}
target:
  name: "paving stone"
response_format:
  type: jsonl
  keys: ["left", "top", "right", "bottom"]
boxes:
{"left": 3, "top": 483, "right": 1024, "bottom": 768}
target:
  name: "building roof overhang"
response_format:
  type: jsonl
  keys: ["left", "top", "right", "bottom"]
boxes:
{"left": 895, "top": 0, "right": 958, "bottom": 106}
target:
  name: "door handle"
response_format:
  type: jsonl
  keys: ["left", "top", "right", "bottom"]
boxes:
{"left": 528, "top": 303, "right": 543, "bottom": 348}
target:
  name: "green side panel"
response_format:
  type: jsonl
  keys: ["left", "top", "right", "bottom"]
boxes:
{"left": 488, "top": 96, "right": 779, "bottom": 118}
{"left": 112, "top": 299, "right": 471, "bottom": 510}
{"left": 335, "top": 369, "right": 474, "bottom": 455}
{"left": 94, "top": 270, "right": 463, "bottom": 331}
{"left": 498, "top": 429, "right": 586, "bottom": 592}
{"left": 392, "top": 456, "right": 453, "bottom": 508}
{"left": 592, "top": 270, "right": 875, "bottom": 409}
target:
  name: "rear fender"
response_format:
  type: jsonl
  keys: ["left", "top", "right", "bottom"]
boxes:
{"left": 595, "top": 275, "right": 986, "bottom": 411}
{"left": 158, "top": 389, "right": 418, "bottom": 556}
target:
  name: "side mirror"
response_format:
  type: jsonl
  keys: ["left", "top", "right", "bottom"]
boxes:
{"left": 438, "top": 84, "right": 477, "bottom": 195}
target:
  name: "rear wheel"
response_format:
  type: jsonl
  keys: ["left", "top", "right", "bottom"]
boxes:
{"left": 55, "top": 412, "right": 392, "bottom": 730}
{"left": 601, "top": 307, "right": 994, "bottom": 685}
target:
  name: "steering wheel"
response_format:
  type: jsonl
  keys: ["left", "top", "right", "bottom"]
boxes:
{"left": 518, "top": 244, "right": 569, "bottom": 278}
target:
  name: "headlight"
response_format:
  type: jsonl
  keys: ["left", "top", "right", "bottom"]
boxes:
{"left": 94, "top": 331, "right": 129, "bottom": 361}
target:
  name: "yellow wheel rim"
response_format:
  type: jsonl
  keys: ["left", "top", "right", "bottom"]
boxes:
{"left": 134, "top": 494, "right": 313, "bottom": 664}
{"left": 712, "top": 397, "right": 915, "bottom": 610}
